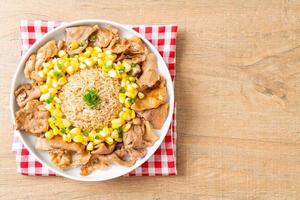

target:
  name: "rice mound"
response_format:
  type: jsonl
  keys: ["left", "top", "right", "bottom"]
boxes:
{"left": 59, "top": 69, "right": 122, "bottom": 131}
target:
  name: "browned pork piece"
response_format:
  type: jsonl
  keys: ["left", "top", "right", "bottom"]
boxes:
{"left": 126, "top": 37, "right": 147, "bottom": 55}
{"left": 137, "top": 103, "right": 169, "bottom": 129}
{"left": 65, "top": 25, "right": 99, "bottom": 55}
{"left": 80, "top": 148, "right": 146, "bottom": 176}
{"left": 36, "top": 136, "right": 85, "bottom": 153}
{"left": 57, "top": 40, "right": 65, "bottom": 50}
{"left": 129, "top": 63, "right": 142, "bottom": 76}
{"left": 91, "top": 142, "right": 116, "bottom": 155}
{"left": 15, "top": 84, "right": 41, "bottom": 107}
{"left": 35, "top": 40, "right": 59, "bottom": 69}
{"left": 49, "top": 149, "right": 91, "bottom": 170}
{"left": 24, "top": 40, "right": 60, "bottom": 82}
{"left": 35, "top": 137, "right": 91, "bottom": 170}
{"left": 94, "top": 26, "right": 118, "bottom": 48}
{"left": 131, "top": 77, "right": 167, "bottom": 111}
{"left": 123, "top": 123, "right": 144, "bottom": 149}
{"left": 24, "top": 54, "right": 36, "bottom": 79}
{"left": 137, "top": 53, "right": 160, "bottom": 91}
{"left": 71, "top": 153, "right": 91, "bottom": 167}
{"left": 15, "top": 100, "right": 49, "bottom": 136}
{"left": 49, "top": 149, "right": 72, "bottom": 170}
{"left": 106, "top": 37, "right": 130, "bottom": 54}
{"left": 118, "top": 53, "right": 146, "bottom": 64}
{"left": 123, "top": 119, "right": 158, "bottom": 149}
{"left": 113, "top": 36, "right": 148, "bottom": 64}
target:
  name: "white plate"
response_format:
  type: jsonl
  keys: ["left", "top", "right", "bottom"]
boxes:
{"left": 10, "top": 19, "right": 174, "bottom": 181}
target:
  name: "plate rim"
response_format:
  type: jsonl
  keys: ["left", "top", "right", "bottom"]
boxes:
{"left": 9, "top": 19, "right": 174, "bottom": 181}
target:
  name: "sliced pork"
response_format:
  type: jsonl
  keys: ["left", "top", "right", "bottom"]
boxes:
{"left": 15, "top": 100, "right": 49, "bottom": 136}
{"left": 138, "top": 103, "right": 169, "bottom": 129}
{"left": 137, "top": 53, "right": 160, "bottom": 91}
{"left": 65, "top": 25, "right": 99, "bottom": 55}
{"left": 131, "top": 78, "right": 167, "bottom": 111}
{"left": 15, "top": 84, "right": 41, "bottom": 107}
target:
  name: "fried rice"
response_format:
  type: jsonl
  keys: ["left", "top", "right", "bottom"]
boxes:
{"left": 59, "top": 69, "right": 122, "bottom": 131}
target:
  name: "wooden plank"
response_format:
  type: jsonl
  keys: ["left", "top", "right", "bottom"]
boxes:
{"left": 1, "top": 0, "right": 300, "bottom": 199}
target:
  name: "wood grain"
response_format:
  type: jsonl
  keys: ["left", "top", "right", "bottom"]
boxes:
{"left": 1, "top": 0, "right": 300, "bottom": 199}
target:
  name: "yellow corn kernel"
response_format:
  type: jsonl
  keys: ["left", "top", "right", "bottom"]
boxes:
{"left": 97, "top": 58, "right": 104, "bottom": 66}
{"left": 58, "top": 77, "right": 67, "bottom": 85}
{"left": 93, "top": 138, "right": 101, "bottom": 145}
{"left": 131, "top": 83, "right": 138, "bottom": 89}
{"left": 48, "top": 117, "right": 56, "bottom": 125}
{"left": 84, "top": 58, "right": 94, "bottom": 67}
{"left": 79, "top": 62, "right": 87, "bottom": 69}
{"left": 53, "top": 127, "right": 60, "bottom": 135}
{"left": 71, "top": 59, "right": 79, "bottom": 68}
{"left": 42, "top": 62, "right": 50, "bottom": 69}
{"left": 111, "top": 130, "right": 119, "bottom": 139}
{"left": 73, "top": 135, "right": 84, "bottom": 143}
{"left": 122, "top": 107, "right": 130, "bottom": 112}
{"left": 94, "top": 47, "right": 101, "bottom": 53}
{"left": 39, "top": 85, "right": 48, "bottom": 93}
{"left": 115, "top": 137, "right": 123, "bottom": 142}
{"left": 124, "top": 98, "right": 132, "bottom": 108}
{"left": 54, "top": 97, "right": 61, "bottom": 104}
{"left": 105, "top": 50, "right": 112, "bottom": 55}
{"left": 97, "top": 52, "right": 104, "bottom": 58}
{"left": 122, "top": 123, "right": 131, "bottom": 132}
{"left": 125, "top": 90, "right": 137, "bottom": 99}
{"left": 45, "top": 130, "right": 54, "bottom": 139}
{"left": 118, "top": 111, "right": 124, "bottom": 118}
{"left": 55, "top": 103, "right": 61, "bottom": 110}
{"left": 53, "top": 64, "right": 61, "bottom": 72}
{"left": 38, "top": 70, "right": 45, "bottom": 78}
{"left": 108, "top": 69, "right": 117, "bottom": 78}
{"left": 105, "top": 60, "right": 113, "bottom": 67}
{"left": 40, "top": 93, "right": 50, "bottom": 101}
{"left": 51, "top": 80, "right": 58, "bottom": 89}
{"left": 58, "top": 50, "right": 66, "bottom": 58}
{"left": 63, "top": 133, "right": 72, "bottom": 142}
{"left": 62, "top": 119, "right": 71, "bottom": 127}
{"left": 45, "top": 103, "right": 54, "bottom": 111}
{"left": 118, "top": 93, "right": 126, "bottom": 104}
{"left": 131, "top": 110, "right": 136, "bottom": 119}
{"left": 42, "top": 67, "right": 50, "bottom": 75}
{"left": 99, "top": 130, "right": 108, "bottom": 138}
{"left": 52, "top": 109, "right": 63, "bottom": 118}
{"left": 138, "top": 92, "right": 145, "bottom": 99}
{"left": 103, "top": 127, "right": 111, "bottom": 134}
{"left": 55, "top": 118, "right": 64, "bottom": 129}
{"left": 92, "top": 56, "right": 98, "bottom": 63}
{"left": 82, "top": 136, "right": 89, "bottom": 145}
{"left": 66, "top": 65, "right": 75, "bottom": 75}
{"left": 120, "top": 111, "right": 131, "bottom": 121}
{"left": 46, "top": 77, "right": 52, "bottom": 87}
{"left": 70, "top": 41, "right": 79, "bottom": 49}
{"left": 69, "top": 127, "right": 81, "bottom": 136}
{"left": 49, "top": 122, "right": 56, "bottom": 129}
{"left": 86, "top": 142, "right": 94, "bottom": 151}
{"left": 105, "top": 136, "right": 114, "bottom": 145}
{"left": 129, "top": 77, "right": 136, "bottom": 82}
{"left": 111, "top": 118, "right": 125, "bottom": 129}
{"left": 123, "top": 62, "right": 131, "bottom": 72}
{"left": 121, "top": 79, "right": 127, "bottom": 87}
{"left": 88, "top": 130, "right": 96, "bottom": 141}
{"left": 48, "top": 88, "right": 57, "bottom": 95}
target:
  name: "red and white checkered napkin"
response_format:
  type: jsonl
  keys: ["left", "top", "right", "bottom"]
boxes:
{"left": 12, "top": 20, "right": 177, "bottom": 177}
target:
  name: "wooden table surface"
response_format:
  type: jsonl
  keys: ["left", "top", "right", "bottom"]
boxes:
{"left": 1, "top": 0, "right": 300, "bottom": 199}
